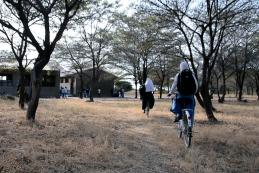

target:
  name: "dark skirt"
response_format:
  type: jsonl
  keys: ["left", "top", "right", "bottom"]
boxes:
{"left": 142, "top": 92, "right": 155, "bottom": 110}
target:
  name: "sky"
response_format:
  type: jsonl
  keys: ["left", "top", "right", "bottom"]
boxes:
{"left": 0, "top": 0, "right": 139, "bottom": 79}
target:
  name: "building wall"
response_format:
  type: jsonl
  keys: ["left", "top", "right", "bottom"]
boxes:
{"left": 75, "top": 78, "right": 115, "bottom": 97}
{"left": 40, "top": 70, "right": 60, "bottom": 98}
{"left": 60, "top": 77, "right": 76, "bottom": 95}
{"left": 0, "top": 70, "right": 20, "bottom": 95}
{"left": 0, "top": 69, "right": 60, "bottom": 98}
{"left": 62, "top": 70, "right": 116, "bottom": 97}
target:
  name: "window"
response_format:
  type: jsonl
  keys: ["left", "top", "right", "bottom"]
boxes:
{"left": 0, "top": 74, "right": 13, "bottom": 86}
{"left": 65, "top": 78, "right": 69, "bottom": 83}
{"left": 42, "top": 75, "right": 56, "bottom": 87}
{"left": 0, "top": 76, "right": 6, "bottom": 80}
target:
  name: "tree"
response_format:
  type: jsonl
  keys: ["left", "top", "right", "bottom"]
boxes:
{"left": 56, "top": 39, "right": 91, "bottom": 98}
{"left": 0, "top": 26, "right": 33, "bottom": 109}
{"left": 0, "top": 0, "right": 82, "bottom": 121}
{"left": 143, "top": 0, "right": 257, "bottom": 121}
{"left": 212, "top": 37, "right": 235, "bottom": 103}
{"left": 76, "top": 0, "right": 118, "bottom": 102}
{"left": 111, "top": 12, "right": 162, "bottom": 98}
{"left": 151, "top": 53, "right": 180, "bottom": 99}
{"left": 114, "top": 80, "right": 132, "bottom": 92}
{"left": 228, "top": 24, "right": 257, "bottom": 101}
{"left": 111, "top": 14, "right": 143, "bottom": 98}
{"left": 247, "top": 30, "right": 259, "bottom": 100}
{"left": 150, "top": 29, "right": 182, "bottom": 99}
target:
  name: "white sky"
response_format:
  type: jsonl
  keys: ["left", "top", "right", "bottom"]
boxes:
{"left": 0, "top": 0, "right": 139, "bottom": 74}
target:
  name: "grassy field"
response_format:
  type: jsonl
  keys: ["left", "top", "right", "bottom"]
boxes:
{"left": 0, "top": 97, "right": 258, "bottom": 173}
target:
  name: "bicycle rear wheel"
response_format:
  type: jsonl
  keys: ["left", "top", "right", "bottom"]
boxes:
{"left": 182, "top": 113, "right": 192, "bottom": 148}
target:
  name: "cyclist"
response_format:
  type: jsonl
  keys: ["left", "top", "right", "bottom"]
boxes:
{"left": 168, "top": 61, "right": 198, "bottom": 124}
{"left": 140, "top": 78, "right": 155, "bottom": 113}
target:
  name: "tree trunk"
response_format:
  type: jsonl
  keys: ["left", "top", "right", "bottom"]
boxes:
{"left": 200, "top": 59, "right": 217, "bottom": 121}
{"left": 220, "top": 70, "right": 227, "bottom": 103}
{"left": 134, "top": 79, "right": 138, "bottom": 99}
{"left": 26, "top": 68, "right": 42, "bottom": 121}
{"left": 79, "top": 73, "right": 84, "bottom": 99}
{"left": 18, "top": 67, "right": 26, "bottom": 109}
{"left": 256, "top": 88, "right": 259, "bottom": 100}
{"left": 195, "top": 92, "right": 204, "bottom": 108}
{"left": 159, "top": 75, "right": 165, "bottom": 99}
{"left": 142, "top": 63, "right": 147, "bottom": 84}
{"left": 159, "top": 84, "right": 163, "bottom": 99}
{"left": 200, "top": 84, "right": 218, "bottom": 122}
{"left": 215, "top": 76, "right": 221, "bottom": 103}
{"left": 89, "top": 79, "right": 96, "bottom": 102}
{"left": 238, "top": 85, "right": 243, "bottom": 101}
{"left": 218, "top": 85, "right": 226, "bottom": 103}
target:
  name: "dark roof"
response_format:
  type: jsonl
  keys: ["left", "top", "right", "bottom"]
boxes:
{"left": 61, "top": 68, "right": 118, "bottom": 79}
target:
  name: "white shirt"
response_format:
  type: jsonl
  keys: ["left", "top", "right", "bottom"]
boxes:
{"left": 145, "top": 78, "right": 154, "bottom": 92}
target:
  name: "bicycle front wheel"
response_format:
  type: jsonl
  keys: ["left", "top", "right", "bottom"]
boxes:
{"left": 183, "top": 127, "right": 192, "bottom": 148}
{"left": 182, "top": 113, "right": 192, "bottom": 148}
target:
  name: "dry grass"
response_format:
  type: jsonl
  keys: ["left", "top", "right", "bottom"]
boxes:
{"left": 0, "top": 97, "right": 258, "bottom": 173}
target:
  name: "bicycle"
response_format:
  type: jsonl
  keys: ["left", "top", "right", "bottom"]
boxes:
{"left": 174, "top": 97, "right": 194, "bottom": 148}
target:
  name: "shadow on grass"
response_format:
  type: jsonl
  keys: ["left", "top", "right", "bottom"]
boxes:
{"left": 195, "top": 119, "right": 225, "bottom": 126}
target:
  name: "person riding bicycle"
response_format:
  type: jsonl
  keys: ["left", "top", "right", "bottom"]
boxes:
{"left": 140, "top": 78, "right": 155, "bottom": 113}
{"left": 168, "top": 61, "right": 198, "bottom": 123}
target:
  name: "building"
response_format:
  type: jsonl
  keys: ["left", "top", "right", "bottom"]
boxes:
{"left": 0, "top": 65, "right": 60, "bottom": 98}
{"left": 60, "top": 69, "right": 117, "bottom": 97}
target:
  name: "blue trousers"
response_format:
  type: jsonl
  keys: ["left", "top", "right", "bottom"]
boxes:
{"left": 171, "top": 95, "right": 195, "bottom": 117}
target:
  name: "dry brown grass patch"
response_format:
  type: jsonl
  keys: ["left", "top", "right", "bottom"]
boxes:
{"left": 0, "top": 97, "right": 258, "bottom": 173}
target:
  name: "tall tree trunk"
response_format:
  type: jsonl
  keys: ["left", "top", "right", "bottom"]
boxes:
{"left": 89, "top": 81, "right": 95, "bottom": 102}
{"left": 201, "top": 60, "right": 217, "bottom": 121}
{"left": 159, "top": 75, "right": 165, "bottom": 99}
{"left": 200, "top": 84, "right": 217, "bottom": 122}
{"left": 215, "top": 75, "right": 221, "bottom": 103}
{"left": 159, "top": 84, "right": 163, "bottom": 99}
{"left": 18, "top": 67, "right": 26, "bottom": 109}
{"left": 134, "top": 79, "right": 138, "bottom": 99}
{"left": 256, "top": 88, "right": 259, "bottom": 100}
{"left": 255, "top": 75, "right": 259, "bottom": 100}
{"left": 238, "top": 84, "right": 243, "bottom": 101}
{"left": 89, "top": 76, "right": 98, "bottom": 102}
{"left": 195, "top": 93, "right": 205, "bottom": 108}
{"left": 26, "top": 68, "right": 42, "bottom": 121}
{"left": 237, "top": 69, "right": 247, "bottom": 101}
{"left": 79, "top": 73, "right": 84, "bottom": 99}
{"left": 142, "top": 62, "right": 147, "bottom": 84}
{"left": 220, "top": 70, "right": 227, "bottom": 103}
{"left": 89, "top": 61, "right": 96, "bottom": 102}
